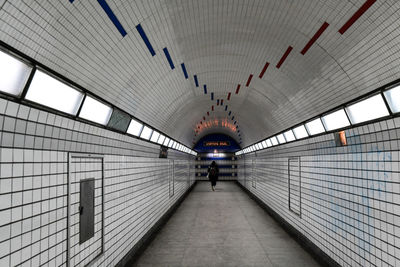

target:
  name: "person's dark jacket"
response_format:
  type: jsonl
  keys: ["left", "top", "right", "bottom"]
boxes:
{"left": 208, "top": 163, "right": 219, "bottom": 181}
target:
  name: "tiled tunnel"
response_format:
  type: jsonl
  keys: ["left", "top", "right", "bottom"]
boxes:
{"left": 0, "top": 0, "right": 399, "bottom": 266}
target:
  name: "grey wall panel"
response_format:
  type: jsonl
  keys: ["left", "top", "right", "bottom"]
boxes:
{"left": 238, "top": 117, "right": 400, "bottom": 267}
{"left": 0, "top": 98, "right": 196, "bottom": 267}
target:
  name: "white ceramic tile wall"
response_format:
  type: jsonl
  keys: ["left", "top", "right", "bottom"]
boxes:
{"left": 238, "top": 117, "right": 400, "bottom": 267}
{"left": 0, "top": 98, "right": 196, "bottom": 267}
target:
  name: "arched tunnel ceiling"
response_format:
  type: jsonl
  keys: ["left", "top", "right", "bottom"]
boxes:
{"left": 1, "top": 0, "right": 399, "bottom": 148}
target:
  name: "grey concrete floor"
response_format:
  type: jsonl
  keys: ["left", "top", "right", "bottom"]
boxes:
{"left": 132, "top": 181, "right": 321, "bottom": 267}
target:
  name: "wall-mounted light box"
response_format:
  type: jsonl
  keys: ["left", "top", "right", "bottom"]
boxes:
{"left": 345, "top": 94, "right": 389, "bottom": 124}
{"left": 293, "top": 125, "right": 308, "bottom": 139}
{"left": 321, "top": 109, "right": 350, "bottom": 131}
{"left": 140, "top": 126, "right": 153, "bottom": 140}
{"left": 127, "top": 118, "right": 143, "bottom": 137}
{"left": 26, "top": 69, "right": 84, "bottom": 115}
{"left": 305, "top": 118, "right": 325, "bottom": 135}
{"left": 79, "top": 96, "right": 113, "bottom": 125}
{"left": 0, "top": 50, "right": 32, "bottom": 96}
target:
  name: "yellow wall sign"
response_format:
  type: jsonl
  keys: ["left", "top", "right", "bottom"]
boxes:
{"left": 204, "top": 141, "right": 230, "bottom": 146}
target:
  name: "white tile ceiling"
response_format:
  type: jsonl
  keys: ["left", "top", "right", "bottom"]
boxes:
{"left": 0, "top": 0, "right": 399, "bottom": 147}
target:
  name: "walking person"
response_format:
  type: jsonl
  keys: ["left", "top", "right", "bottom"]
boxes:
{"left": 207, "top": 161, "right": 219, "bottom": 191}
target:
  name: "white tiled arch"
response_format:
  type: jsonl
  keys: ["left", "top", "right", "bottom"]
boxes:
{"left": 1, "top": 0, "right": 399, "bottom": 147}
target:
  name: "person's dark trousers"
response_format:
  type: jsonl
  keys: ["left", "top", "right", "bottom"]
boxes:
{"left": 211, "top": 179, "right": 217, "bottom": 186}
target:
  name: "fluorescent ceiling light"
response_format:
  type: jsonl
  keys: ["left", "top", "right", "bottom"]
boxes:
{"left": 140, "top": 126, "right": 153, "bottom": 140}
{"left": 26, "top": 70, "right": 84, "bottom": 115}
{"left": 79, "top": 96, "right": 113, "bottom": 125}
{"left": 305, "top": 118, "right": 325, "bottom": 135}
{"left": 127, "top": 118, "right": 143, "bottom": 136}
{"left": 277, "top": 134, "right": 286, "bottom": 144}
{"left": 384, "top": 86, "right": 400, "bottom": 113}
{"left": 346, "top": 94, "right": 389, "bottom": 124}
{"left": 0, "top": 50, "right": 32, "bottom": 96}
{"left": 168, "top": 140, "right": 174, "bottom": 148}
{"left": 158, "top": 135, "right": 165, "bottom": 145}
{"left": 150, "top": 131, "right": 160, "bottom": 143}
{"left": 271, "top": 137, "right": 278, "bottom": 146}
{"left": 293, "top": 125, "right": 308, "bottom": 139}
{"left": 321, "top": 109, "right": 350, "bottom": 131}
{"left": 266, "top": 139, "right": 272, "bottom": 147}
{"left": 261, "top": 141, "right": 267, "bottom": 148}
{"left": 284, "top": 130, "right": 296, "bottom": 142}
{"left": 163, "top": 137, "right": 170, "bottom": 146}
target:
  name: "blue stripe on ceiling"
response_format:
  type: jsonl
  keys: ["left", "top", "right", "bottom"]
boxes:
{"left": 194, "top": 75, "right": 199, "bottom": 87}
{"left": 234, "top": 121, "right": 237, "bottom": 125}
{"left": 163, "top": 48, "right": 175, "bottom": 69}
{"left": 217, "top": 99, "right": 220, "bottom": 105}
{"left": 69, "top": 0, "right": 74, "bottom": 3}
{"left": 204, "top": 85, "right": 207, "bottom": 94}
{"left": 228, "top": 111, "right": 231, "bottom": 116}
{"left": 211, "top": 93, "right": 214, "bottom": 100}
{"left": 232, "top": 116, "right": 235, "bottom": 120}
{"left": 97, "top": 0, "right": 127, "bottom": 37}
{"left": 181, "top": 63, "right": 188, "bottom": 79}
{"left": 136, "top": 24, "right": 156, "bottom": 56}
{"left": 225, "top": 105, "right": 228, "bottom": 111}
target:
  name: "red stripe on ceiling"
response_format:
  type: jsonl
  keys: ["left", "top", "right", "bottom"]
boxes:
{"left": 207, "top": 112, "right": 209, "bottom": 116}
{"left": 339, "top": 0, "right": 376, "bottom": 34}
{"left": 212, "top": 105, "right": 214, "bottom": 111}
{"left": 203, "top": 116, "right": 205, "bottom": 120}
{"left": 276, "top": 46, "right": 293, "bottom": 69}
{"left": 235, "top": 84, "right": 241, "bottom": 94}
{"left": 246, "top": 74, "right": 253, "bottom": 87}
{"left": 227, "top": 92, "right": 231, "bottom": 100}
{"left": 301, "top": 22, "right": 329, "bottom": 55}
{"left": 259, "top": 62, "right": 269, "bottom": 79}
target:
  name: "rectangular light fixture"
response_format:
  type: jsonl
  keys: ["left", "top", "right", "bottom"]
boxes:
{"left": 271, "top": 136, "right": 278, "bottom": 146}
{"left": 283, "top": 130, "right": 296, "bottom": 142}
{"left": 158, "top": 134, "right": 165, "bottom": 145}
{"left": 305, "top": 118, "right": 325, "bottom": 135}
{"left": 0, "top": 50, "right": 32, "bottom": 96}
{"left": 261, "top": 141, "right": 267, "bottom": 148}
{"left": 277, "top": 134, "right": 286, "bottom": 144}
{"left": 127, "top": 118, "right": 143, "bottom": 136}
{"left": 163, "top": 137, "right": 170, "bottom": 146}
{"left": 26, "top": 69, "right": 84, "bottom": 115}
{"left": 266, "top": 139, "right": 272, "bottom": 147}
{"left": 140, "top": 126, "right": 153, "bottom": 140}
{"left": 384, "top": 85, "right": 400, "bottom": 113}
{"left": 321, "top": 109, "right": 350, "bottom": 131}
{"left": 293, "top": 125, "right": 309, "bottom": 139}
{"left": 346, "top": 94, "right": 389, "bottom": 124}
{"left": 150, "top": 131, "right": 160, "bottom": 143}
{"left": 79, "top": 95, "right": 113, "bottom": 125}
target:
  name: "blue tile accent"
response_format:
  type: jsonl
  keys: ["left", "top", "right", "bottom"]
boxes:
{"left": 217, "top": 99, "right": 220, "bottom": 105}
{"left": 181, "top": 63, "right": 188, "bottom": 79}
{"left": 97, "top": 0, "right": 127, "bottom": 37}
{"left": 136, "top": 24, "right": 156, "bottom": 56}
{"left": 228, "top": 111, "right": 231, "bottom": 116}
{"left": 211, "top": 93, "right": 214, "bottom": 100}
{"left": 69, "top": 0, "right": 74, "bottom": 3}
{"left": 163, "top": 48, "right": 175, "bottom": 69}
{"left": 194, "top": 75, "right": 199, "bottom": 87}
{"left": 234, "top": 121, "right": 237, "bottom": 125}
{"left": 225, "top": 105, "right": 228, "bottom": 111}
{"left": 203, "top": 84, "right": 207, "bottom": 94}
{"left": 232, "top": 116, "right": 235, "bottom": 120}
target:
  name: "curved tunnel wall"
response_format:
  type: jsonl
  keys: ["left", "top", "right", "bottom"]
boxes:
{"left": 0, "top": 98, "right": 195, "bottom": 267}
{"left": 238, "top": 115, "right": 400, "bottom": 267}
